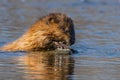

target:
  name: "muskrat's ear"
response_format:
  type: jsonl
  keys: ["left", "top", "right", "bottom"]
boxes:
{"left": 48, "top": 17, "right": 60, "bottom": 24}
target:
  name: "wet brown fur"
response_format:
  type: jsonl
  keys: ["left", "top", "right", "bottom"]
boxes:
{"left": 0, "top": 13, "right": 75, "bottom": 51}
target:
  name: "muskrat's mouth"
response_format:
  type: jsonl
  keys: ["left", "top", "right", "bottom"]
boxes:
{"left": 54, "top": 41, "right": 69, "bottom": 49}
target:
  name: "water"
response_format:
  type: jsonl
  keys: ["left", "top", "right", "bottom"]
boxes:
{"left": 0, "top": 0, "right": 120, "bottom": 80}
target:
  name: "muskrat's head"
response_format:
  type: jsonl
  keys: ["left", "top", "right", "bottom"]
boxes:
{"left": 40, "top": 13, "right": 75, "bottom": 50}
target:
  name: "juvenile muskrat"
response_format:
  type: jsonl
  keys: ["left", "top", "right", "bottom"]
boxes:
{"left": 0, "top": 13, "right": 75, "bottom": 51}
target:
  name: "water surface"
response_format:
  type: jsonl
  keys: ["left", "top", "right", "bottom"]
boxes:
{"left": 0, "top": 0, "right": 120, "bottom": 80}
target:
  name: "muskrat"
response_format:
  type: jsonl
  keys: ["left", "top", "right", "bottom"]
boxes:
{"left": 0, "top": 13, "right": 75, "bottom": 51}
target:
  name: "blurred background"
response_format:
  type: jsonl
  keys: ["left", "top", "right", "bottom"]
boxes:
{"left": 0, "top": 0, "right": 120, "bottom": 80}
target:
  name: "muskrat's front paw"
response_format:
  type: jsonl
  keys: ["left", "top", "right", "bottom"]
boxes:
{"left": 54, "top": 42, "right": 69, "bottom": 49}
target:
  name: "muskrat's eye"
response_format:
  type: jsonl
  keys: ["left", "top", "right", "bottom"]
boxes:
{"left": 62, "top": 27, "right": 69, "bottom": 33}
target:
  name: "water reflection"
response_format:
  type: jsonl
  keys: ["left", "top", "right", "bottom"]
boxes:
{"left": 1, "top": 0, "right": 120, "bottom": 80}
{"left": 18, "top": 51, "right": 74, "bottom": 80}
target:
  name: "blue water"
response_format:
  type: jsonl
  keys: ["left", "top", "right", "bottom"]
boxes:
{"left": 1, "top": 0, "right": 120, "bottom": 80}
